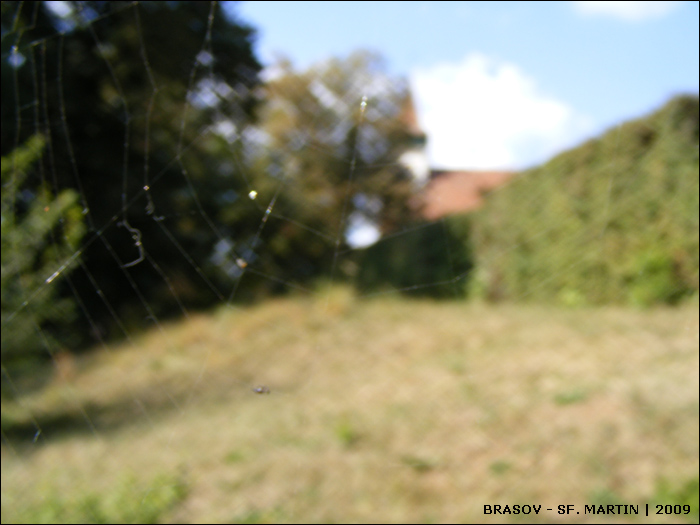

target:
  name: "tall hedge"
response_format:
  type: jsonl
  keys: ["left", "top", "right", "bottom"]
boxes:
{"left": 469, "top": 95, "right": 698, "bottom": 306}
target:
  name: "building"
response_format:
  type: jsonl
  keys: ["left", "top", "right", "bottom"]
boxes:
{"left": 418, "top": 169, "right": 515, "bottom": 220}
{"left": 397, "top": 91, "right": 431, "bottom": 186}
{"left": 398, "top": 91, "right": 515, "bottom": 219}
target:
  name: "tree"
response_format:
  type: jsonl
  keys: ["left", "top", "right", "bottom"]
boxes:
{"left": 247, "top": 51, "right": 418, "bottom": 284}
{"left": 1, "top": 1, "right": 263, "bottom": 344}
{"left": 1, "top": 135, "right": 86, "bottom": 370}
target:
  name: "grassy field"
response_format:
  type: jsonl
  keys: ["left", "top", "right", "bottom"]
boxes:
{"left": 1, "top": 290, "right": 698, "bottom": 523}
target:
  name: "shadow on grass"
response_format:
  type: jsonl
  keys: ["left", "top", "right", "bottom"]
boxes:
{"left": 2, "top": 386, "right": 193, "bottom": 446}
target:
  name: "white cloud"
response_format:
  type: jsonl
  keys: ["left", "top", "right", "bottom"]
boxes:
{"left": 571, "top": 1, "right": 683, "bottom": 22}
{"left": 410, "top": 53, "right": 593, "bottom": 170}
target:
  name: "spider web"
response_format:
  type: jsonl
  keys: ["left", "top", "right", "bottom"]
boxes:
{"left": 1, "top": 2, "right": 698, "bottom": 523}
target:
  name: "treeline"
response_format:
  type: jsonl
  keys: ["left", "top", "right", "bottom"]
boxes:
{"left": 1, "top": 2, "right": 697, "bottom": 374}
{"left": 0, "top": 1, "right": 416, "bottom": 370}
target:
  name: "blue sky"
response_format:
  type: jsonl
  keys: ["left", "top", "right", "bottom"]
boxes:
{"left": 232, "top": 1, "right": 699, "bottom": 170}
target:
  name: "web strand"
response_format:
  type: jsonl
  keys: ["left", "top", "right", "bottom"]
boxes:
{"left": 2, "top": 2, "right": 696, "bottom": 522}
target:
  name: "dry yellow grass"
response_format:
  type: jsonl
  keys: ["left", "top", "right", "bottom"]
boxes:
{"left": 2, "top": 292, "right": 698, "bottom": 523}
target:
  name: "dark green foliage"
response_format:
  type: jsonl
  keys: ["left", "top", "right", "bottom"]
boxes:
{"left": 1, "top": 1, "right": 263, "bottom": 346}
{"left": 469, "top": 95, "right": 699, "bottom": 306}
{"left": 1, "top": 135, "right": 86, "bottom": 369}
{"left": 1, "top": 4, "right": 421, "bottom": 354}
{"left": 356, "top": 215, "right": 473, "bottom": 298}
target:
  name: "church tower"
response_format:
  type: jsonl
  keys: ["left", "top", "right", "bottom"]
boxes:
{"left": 397, "top": 90, "right": 430, "bottom": 186}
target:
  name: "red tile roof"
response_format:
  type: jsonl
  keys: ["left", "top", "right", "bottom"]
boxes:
{"left": 418, "top": 170, "right": 515, "bottom": 220}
